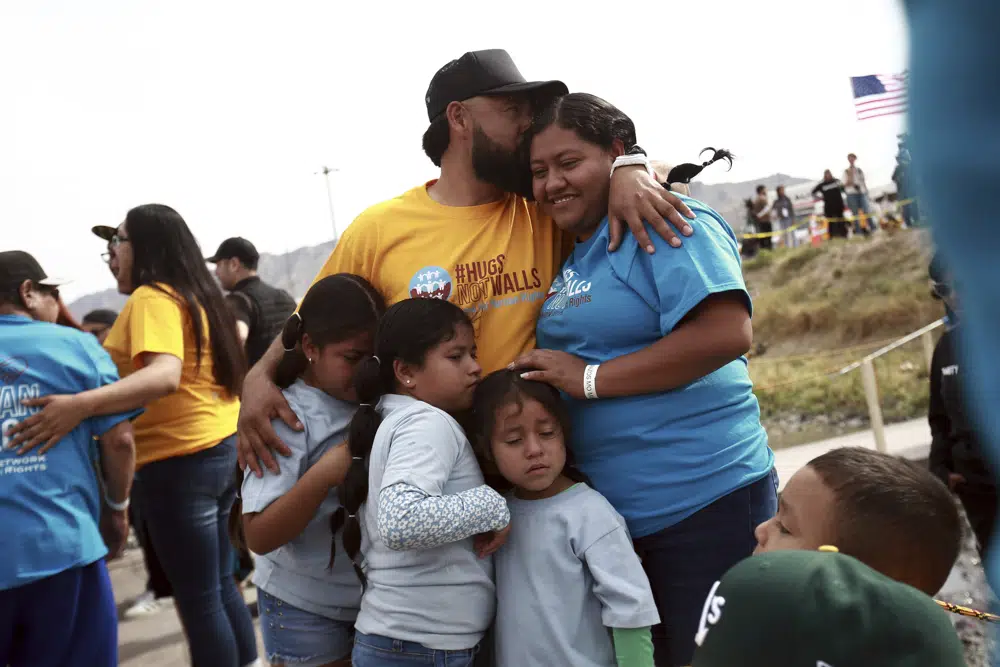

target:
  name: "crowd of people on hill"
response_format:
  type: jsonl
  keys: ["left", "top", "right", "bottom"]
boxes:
{"left": 0, "top": 48, "right": 985, "bottom": 667}
{"left": 741, "top": 145, "right": 920, "bottom": 257}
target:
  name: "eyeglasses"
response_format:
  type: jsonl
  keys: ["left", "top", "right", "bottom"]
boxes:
{"left": 109, "top": 233, "right": 130, "bottom": 248}
{"left": 101, "top": 251, "right": 111, "bottom": 264}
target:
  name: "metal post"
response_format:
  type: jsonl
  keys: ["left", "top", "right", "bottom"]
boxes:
{"left": 320, "top": 166, "right": 338, "bottom": 243}
{"left": 921, "top": 330, "right": 935, "bottom": 371}
{"left": 860, "top": 359, "right": 887, "bottom": 453}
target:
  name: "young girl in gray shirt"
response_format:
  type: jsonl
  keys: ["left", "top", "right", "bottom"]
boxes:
{"left": 240, "top": 274, "right": 385, "bottom": 667}
{"left": 472, "top": 371, "right": 660, "bottom": 667}
{"left": 338, "top": 299, "right": 511, "bottom": 667}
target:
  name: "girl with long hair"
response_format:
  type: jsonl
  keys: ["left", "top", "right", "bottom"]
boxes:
{"left": 239, "top": 274, "right": 385, "bottom": 667}
{"left": 9, "top": 204, "right": 257, "bottom": 667}
{"left": 339, "top": 298, "right": 509, "bottom": 667}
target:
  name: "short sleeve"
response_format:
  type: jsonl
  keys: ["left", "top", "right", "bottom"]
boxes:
{"left": 306, "top": 213, "right": 379, "bottom": 296}
{"left": 75, "top": 333, "right": 143, "bottom": 439}
{"left": 629, "top": 201, "right": 751, "bottom": 335}
{"left": 127, "top": 287, "right": 186, "bottom": 364}
{"left": 241, "top": 417, "right": 311, "bottom": 513}
{"left": 584, "top": 526, "right": 661, "bottom": 629}
{"left": 380, "top": 409, "right": 462, "bottom": 495}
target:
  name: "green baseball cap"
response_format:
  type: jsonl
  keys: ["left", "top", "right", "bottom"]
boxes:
{"left": 690, "top": 550, "right": 965, "bottom": 667}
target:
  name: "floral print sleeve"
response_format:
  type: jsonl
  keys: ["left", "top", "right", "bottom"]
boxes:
{"left": 377, "top": 482, "right": 510, "bottom": 551}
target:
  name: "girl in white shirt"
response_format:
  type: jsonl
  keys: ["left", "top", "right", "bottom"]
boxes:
{"left": 339, "top": 298, "right": 510, "bottom": 667}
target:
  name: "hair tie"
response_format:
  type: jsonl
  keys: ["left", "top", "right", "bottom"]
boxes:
{"left": 348, "top": 513, "right": 357, "bottom": 519}
{"left": 359, "top": 403, "right": 372, "bottom": 407}
{"left": 281, "top": 312, "right": 304, "bottom": 352}
{"left": 352, "top": 456, "right": 363, "bottom": 461}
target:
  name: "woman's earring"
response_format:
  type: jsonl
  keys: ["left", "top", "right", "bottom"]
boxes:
{"left": 307, "top": 357, "right": 313, "bottom": 364}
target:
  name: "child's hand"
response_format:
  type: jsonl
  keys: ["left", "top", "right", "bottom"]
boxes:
{"left": 474, "top": 523, "right": 511, "bottom": 558}
{"left": 317, "top": 441, "right": 351, "bottom": 488}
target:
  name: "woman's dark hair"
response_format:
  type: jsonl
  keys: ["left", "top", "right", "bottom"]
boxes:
{"left": 124, "top": 204, "right": 245, "bottom": 397}
{"left": 527, "top": 92, "right": 733, "bottom": 193}
{"left": 274, "top": 274, "right": 386, "bottom": 389}
{"left": 331, "top": 297, "right": 474, "bottom": 585}
{"left": 531, "top": 92, "right": 638, "bottom": 155}
{"left": 664, "top": 148, "right": 735, "bottom": 188}
{"left": 470, "top": 370, "right": 590, "bottom": 486}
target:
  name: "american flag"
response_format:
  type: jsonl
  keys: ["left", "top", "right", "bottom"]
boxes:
{"left": 851, "top": 73, "right": 908, "bottom": 121}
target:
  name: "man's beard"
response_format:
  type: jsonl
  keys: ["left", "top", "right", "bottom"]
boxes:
{"left": 470, "top": 125, "right": 532, "bottom": 198}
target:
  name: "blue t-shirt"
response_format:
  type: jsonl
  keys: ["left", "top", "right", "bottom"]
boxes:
{"left": 0, "top": 314, "right": 141, "bottom": 591}
{"left": 535, "top": 197, "right": 774, "bottom": 538}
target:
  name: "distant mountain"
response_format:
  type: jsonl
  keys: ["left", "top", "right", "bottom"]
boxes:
{"left": 68, "top": 241, "right": 335, "bottom": 319}
{"left": 68, "top": 174, "right": 810, "bottom": 316}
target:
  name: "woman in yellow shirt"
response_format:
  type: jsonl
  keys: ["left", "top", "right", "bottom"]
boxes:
{"left": 10, "top": 204, "right": 258, "bottom": 667}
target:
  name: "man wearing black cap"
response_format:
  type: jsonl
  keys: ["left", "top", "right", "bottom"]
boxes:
{"left": 0, "top": 250, "right": 139, "bottom": 667}
{"left": 207, "top": 237, "right": 297, "bottom": 368}
{"left": 238, "top": 49, "right": 698, "bottom": 479}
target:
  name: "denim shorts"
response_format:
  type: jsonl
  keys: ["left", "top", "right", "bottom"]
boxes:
{"left": 258, "top": 589, "right": 355, "bottom": 666}
{"left": 352, "top": 631, "right": 479, "bottom": 667}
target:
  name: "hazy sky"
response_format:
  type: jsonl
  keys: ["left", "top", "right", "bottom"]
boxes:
{"left": 2, "top": 0, "right": 908, "bottom": 301}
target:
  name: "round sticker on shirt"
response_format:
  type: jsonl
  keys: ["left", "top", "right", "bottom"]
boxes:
{"left": 409, "top": 266, "right": 453, "bottom": 300}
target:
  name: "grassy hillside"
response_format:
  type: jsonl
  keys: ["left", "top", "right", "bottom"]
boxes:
{"left": 744, "top": 230, "right": 944, "bottom": 448}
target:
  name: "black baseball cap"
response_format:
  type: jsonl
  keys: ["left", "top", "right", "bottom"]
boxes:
{"left": 206, "top": 237, "right": 260, "bottom": 266}
{"left": 0, "top": 251, "right": 70, "bottom": 292}
{"left": 425, "top": 49, "right": 567, "bottom": 122}
{"left": 91, "top": 225, "right": 117, "bottom": 242}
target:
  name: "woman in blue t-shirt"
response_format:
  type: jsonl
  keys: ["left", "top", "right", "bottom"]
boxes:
{"left": 510, "top": 93, "right": 777, "bottom": 667}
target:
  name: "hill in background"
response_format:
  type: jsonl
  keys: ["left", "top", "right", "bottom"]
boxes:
{"left": 744, "top": 229, "right": 943, "bottom": 447}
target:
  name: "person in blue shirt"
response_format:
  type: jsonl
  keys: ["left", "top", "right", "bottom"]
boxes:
{"left": 0, "top": 251, "right": 139, "bottom": 667}
{"left": 511, "top": 93, "right": 777, "bottom": 667}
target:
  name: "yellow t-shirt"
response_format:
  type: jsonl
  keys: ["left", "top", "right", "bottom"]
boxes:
{"left": 311, "top": 182, "right": 568, "bottom": 374}
{"left": 103, "top": 284, "right": 240, "bottom": 466}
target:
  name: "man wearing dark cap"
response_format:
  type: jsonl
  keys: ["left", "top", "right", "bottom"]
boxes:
{"left": 207, "top": 237, "right": 296, "bottom": 368}
{"left": 238, "top": 48, "right": 698, "bottom": 479}
{"left": 0, "top": 250, "right": 140, "bottom": 667}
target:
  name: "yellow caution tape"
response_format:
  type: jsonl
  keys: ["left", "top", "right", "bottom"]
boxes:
{"left": 741, "top": 198, "right": 917, "bottom": 240}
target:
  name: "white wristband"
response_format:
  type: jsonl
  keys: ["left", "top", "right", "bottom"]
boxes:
{"left": 583, "top": 364, "right": 600, "bottom": 400}
{"left": 610, "top": 154, "right": 654, "bottom": 179}
{"left": 105, "top": 495, "right": 130, "bottom": 512}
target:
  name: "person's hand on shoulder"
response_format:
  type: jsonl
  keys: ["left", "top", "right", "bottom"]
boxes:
{"left": 608, "top": 164, "right": 695, "bottom": 253}
{"left": 237, "top": 373, "right": 301, "bottom": 477}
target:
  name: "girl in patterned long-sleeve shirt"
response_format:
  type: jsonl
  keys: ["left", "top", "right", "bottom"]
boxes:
{"left": 335, "top": 298, "right": 510, "bottom": 667}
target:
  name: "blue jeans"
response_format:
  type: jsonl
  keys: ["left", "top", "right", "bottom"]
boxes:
{"left": 633, "top": 468, "right": 778, "bottom": 667}
{"left": 353, "top": 632, "right": 479, "bottom": 667}
{"left": 258, "top": 589, "right": 354, "bottom": 666}
{"left": 846, "top": 193, "right": 875, "bottom": 231}
{"left": 0, "top": 561, "right": 116, "bottom": 667}
{"left": 135, "top": 436, "right": 257, "bottom": 667}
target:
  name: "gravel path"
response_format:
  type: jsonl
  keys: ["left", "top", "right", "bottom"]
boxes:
{"left": 937, "top": 506, "right": 997, "bottom": 666}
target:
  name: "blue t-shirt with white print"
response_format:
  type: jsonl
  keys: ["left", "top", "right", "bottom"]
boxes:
{"left": 0, "top": 314, "right": 141, "bottom": 590}
{"left": 535, "top": 196, "right": 774, "bottom": 538}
